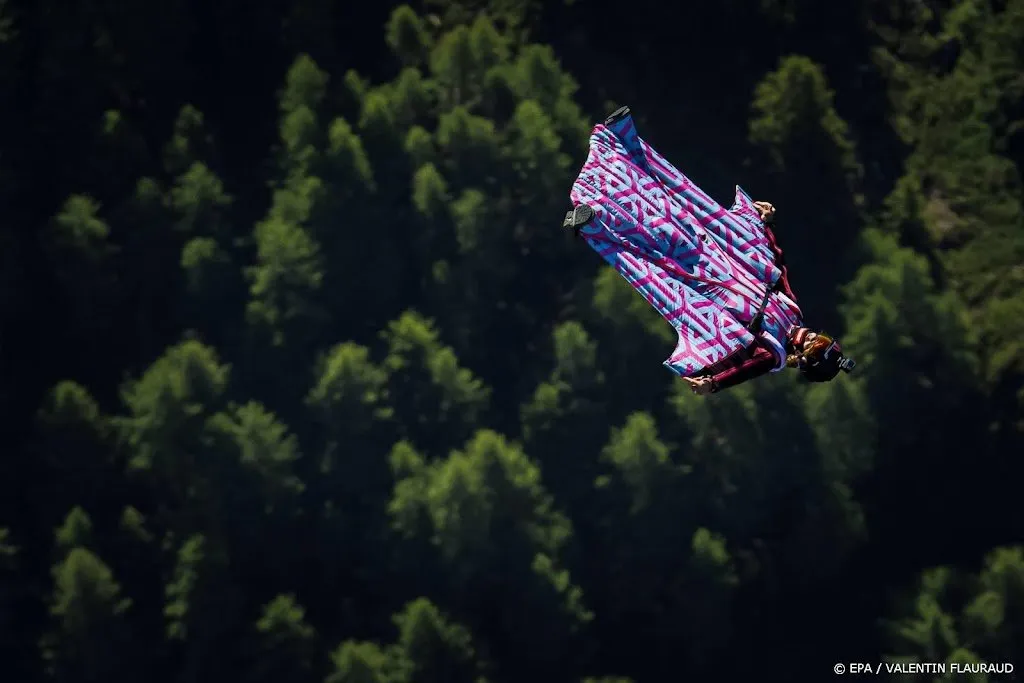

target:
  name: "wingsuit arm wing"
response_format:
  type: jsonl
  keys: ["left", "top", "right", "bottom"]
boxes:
{"left": 568, "top": 106, "right": 805, "bottom": 378}
{"left": 730, "top": 185, "right": 765, "bottom": 227}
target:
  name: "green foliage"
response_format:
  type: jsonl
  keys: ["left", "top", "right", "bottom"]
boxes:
{"left": 886, "top": 546, "right": 1024, "bottom": 675}
{"left": 390, "top": 430, "right": 569, "bottom": 564}
{"left": 392, "top": 597, "right": 486, "bottom": 683}
{"left": 327, "top": 117, "right": 375, "bottom": 187}
{"left": 164, "top": 105, "right": 216, "bottom": 177}
{"left": 250, "top": 594, "right": 318, "bottom": 683}
{"left": 181, "top": 235, "right": 232, "bottom": 297}
{"left": 37, "top": 381, "right": 105, "bottom": 431}
{"left": 508, "top": 99, "right": 571, "bottom": 188}
{"left": 168, "top": 162, "right": 231, "bottom": 236}
{"left": 307, "top": 341, "right": 392, "bottom": 430}
{"left": 748, "top": 55, "right": 864, "bottom": 323}
{"left": 119, "top": 339, "right": 230, "bottom": 478}
{"left": 381, "top": 311, "right": 490, "bottom": 453}
{"left": 404, "top": 125, "right": 435, "bottom": 167}
{"left": 41, "top": 547, "right": 132, "bottom": 681}
{"left": 750, "top": 55, "right": 859, "bottom": 179}
{"left": 246, "top": 215, "right": 325, "bottom": 345}
{"left": 599, "top": 412, "right": 675, "bottom": 514}
{"left": 206, "top": 400, "right": 305, "bottom": 506}
{"left": 55, "top": 507, "right": 94, "bottom": 555}
{"left": 34, "top": 382, "right": 115, "bottom": 521}
{"left": 164, "top": 534, "right": 206, "bottom": 641}
{"left": 281, "top": 54, "right": 329, "bottom": 117}
{"left": 386, "top": 6, "right": 433, "bottom": 67}
{"left": 389, "top": 430, "right": 590, "bottom": 675}
{"left": 118, "top": 506, "right": 153, "bottom": 544}
{"left": 872, "top": 0, "right": 1024, "bottom": 402}
{"left": 164, "top": 532, "right": 242, "bottom": 679}
{"left": 412, "top": 163, "right": 449, "bottom": 219}
{"left": 449, "top": 187, "right": 486, "bottom": 253}
{"left": 326, "top": 640, "right": 402, "bottom": 683}
{"left": 50, "top": 194, "right": 111, "bottom": 255}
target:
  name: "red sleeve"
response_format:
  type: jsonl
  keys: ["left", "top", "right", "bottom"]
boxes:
{"left": 764, "top": 223, "right": 797, "bottom": 300}
{"left": 710, "top": 344, "right": 777, "bottom": 392}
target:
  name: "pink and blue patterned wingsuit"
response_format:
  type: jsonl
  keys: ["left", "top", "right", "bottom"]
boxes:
{"left": 569, "top": 107, "right": 804, "bottom": 377}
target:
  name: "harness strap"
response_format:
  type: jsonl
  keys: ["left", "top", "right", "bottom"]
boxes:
{"left": 747, "top": 288, "right": 771, "bottom": 333}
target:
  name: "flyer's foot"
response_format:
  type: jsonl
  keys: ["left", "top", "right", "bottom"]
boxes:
{"left": 604, "top": 105, "right": 631, "bottom": 126}
{"left": 563, "top": 204, "right": 595, "bottom": 236}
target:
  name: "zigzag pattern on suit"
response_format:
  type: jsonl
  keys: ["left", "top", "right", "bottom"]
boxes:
{"left": 569, "top": 108, "right": 804, "bottom": 377}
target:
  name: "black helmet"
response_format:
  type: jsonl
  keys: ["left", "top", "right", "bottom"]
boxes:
{"left": 798, "top": 332, "right": 856, "bottom": 382}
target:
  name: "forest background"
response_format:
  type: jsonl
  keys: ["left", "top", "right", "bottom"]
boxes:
{"left": 1, "top": 0, "right": 1022, "bottom": 681}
